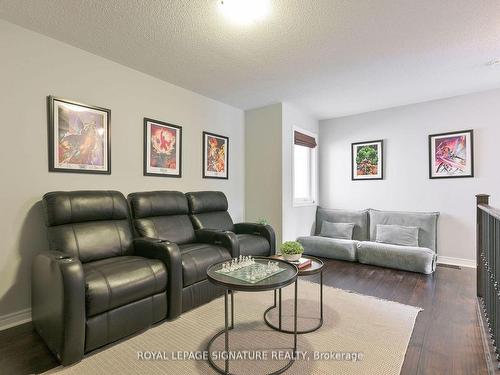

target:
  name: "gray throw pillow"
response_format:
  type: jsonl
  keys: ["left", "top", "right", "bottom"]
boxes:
{"left": 320, "top": 221, "right": 355, "bottom": 240}
{"left": 375, "top": 224, "right": 419, "bottom": 247}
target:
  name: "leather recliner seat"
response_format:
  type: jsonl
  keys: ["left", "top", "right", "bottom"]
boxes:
{"left": 128, "top": 191, "right": 238, "bottom": 313}
{"left": 32, "top": 191, "right": 181, "bottom": 365}
{"left": 185, "top": 191, "right": 276, "bottom": 257}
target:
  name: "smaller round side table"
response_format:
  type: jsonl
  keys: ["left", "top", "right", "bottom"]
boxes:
{"left": 264, "top": 255, "right": 324, "bottom": 334}
{"left": 206, "top": 257, "right": 299, "bottom": 375}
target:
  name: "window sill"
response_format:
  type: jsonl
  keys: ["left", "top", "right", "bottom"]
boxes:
{"left": 293, "top": 201, "right": 317, "bottom": 208}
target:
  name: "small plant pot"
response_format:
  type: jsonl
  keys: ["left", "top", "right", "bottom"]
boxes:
{"left": 282, "top": 253, "right": 302, "bottom": 262}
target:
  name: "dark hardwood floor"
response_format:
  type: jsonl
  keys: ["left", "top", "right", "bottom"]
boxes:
{"left": 0, "top": 259, "right": 488, "bottom": 374}
{"left": 313, "top": 260, "right": 488, "bottom": 375}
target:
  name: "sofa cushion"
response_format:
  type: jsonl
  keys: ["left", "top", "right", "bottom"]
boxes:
{"left": 189, "top": 211, "right": 234, "bottom": 231}
{"left": 237, "top": 234, "right": 270, "bottom": 256}
{"left": 186, "top": 191, "right": 228, "bottom": 213}
{"left": 179, "top": 243, "right": 231, "bottom": 287}
{"left": 128, "top": 191, "right": 189, "bottom": 218}
{"left": 48, "top": 220, "right": 135, "bottom": 264}
{"left": 315, "top": 208, "right": 369, "bottom": 241}
{"left": 376, "top": 224, "right": 419, "bottom": 247}
{"left": 133, "top": 215, "right": 196, "bottom": 244}
{"left": 128, "top": 191, "right": 197, "bottom": 244}
{"left": 357, "top": 241, "right": 436, "bottom": 274}
{"left": 297, "top": 236, "right": 357, "bottom": 261}
{"left": 369, "top": 209, "right": 439, "bottom": 252}
{"left": 185, "top": 191, "right": 234, "bottom": 231}
{"left": 83, "top": 256, "right": 167, "bottom": 317}
{"left": 320, "top": 222, "right": 355, "bottom": 240}
{"left": 44, "top": 190, "right": 129, "bottom": 226}
{"left": 44, "top": 191, "right": 134, "bottom": 263}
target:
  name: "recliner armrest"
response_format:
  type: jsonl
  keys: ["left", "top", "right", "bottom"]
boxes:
{"left": 234, "top": 223, "right": 276, "bottom": 255}
{"left": 32, "top": 250, "right": 85, "bottom": 365}
{"left": 195, "top": 229, "right": 239, "bottom": 258}
{"left": 133, "top": 238, "right": 183, "bottom": 319}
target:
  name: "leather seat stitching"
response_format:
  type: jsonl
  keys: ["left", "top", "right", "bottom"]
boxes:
{"left": 68, "top": 194, "right": 82, "bottom": 260}
{"left": 145, "top": 259, "right": 160, "bottom": 295}
{"left": 72, "top": 224, "right": 81, "bottom": 260}
{"left": 114, "top": 222, "right": 124, "bottom": 256}
{"left": 108, "top": 191, "right": 115, "bottom": 220}
{"left": 68, "top": 193, "right": 73, "bottom": 223}
{"left": 192, "top": 254, "right": 200, "bottom": 287}
{"left": 151, "top": 218, "right": 159, "bottom": 238}
{"left": 93, "top": 267, "right": 113, "bottom": 315}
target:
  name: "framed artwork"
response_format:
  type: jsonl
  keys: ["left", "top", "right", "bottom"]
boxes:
{"left": 48, "top": 96, "right": 111, "bottom": 174}
{"left": 428, "top": 129, "right": 474, "bottom": 179}
{"left": 203, "top": 131, "right": 229, "bottom": 179}
{"left": 351, "top": 140, "right": 384, "bottom": 180}
{"left": 144, "top": 118, "right": 182, "bottom": 177}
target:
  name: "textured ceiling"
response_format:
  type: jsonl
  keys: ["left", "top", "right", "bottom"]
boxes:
{"left": 1, "top": 0, "right": 500, "bottom": 119}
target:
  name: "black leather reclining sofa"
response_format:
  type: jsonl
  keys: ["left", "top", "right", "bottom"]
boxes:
{"left": 32, "top": 190, "right": 276, "bottom": 365}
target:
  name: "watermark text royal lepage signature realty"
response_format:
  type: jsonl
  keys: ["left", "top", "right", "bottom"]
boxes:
{"left": 137, "top": 350, "right": 364, "bottom": 362}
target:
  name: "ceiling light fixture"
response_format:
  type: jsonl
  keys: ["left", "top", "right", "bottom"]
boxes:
{"left": 218, "top": 0, "right": 270, "bottom": 25}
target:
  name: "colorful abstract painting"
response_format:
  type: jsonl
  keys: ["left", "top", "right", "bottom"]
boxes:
{"left": 144, "top": 118, "right": 182, "bottom": 177}
{"left": 48, "top": 97, "right": 110, "bottom": 174}
{"left": 203, "top": 131, "right": 228, "bottom": 179}
{"left": 352, "top": 140, "right": 383, "bottom": 180}
{"left": 429, "top": 130, "right": 473, "bottom": 178}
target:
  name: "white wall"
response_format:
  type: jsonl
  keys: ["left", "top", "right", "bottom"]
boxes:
{"left": 319, "top": 88, "right": 500, "bottom": 265}
{"left": 0, "top": 20, "right": 245, "bottom": 327}
{"left": 244, "top": 102, "right": 319, "bottom": 245}
{"left": 282, "top": 102, "right": 319, "bottom": 241}
{"left": 244, "top": 103, "right": 283, "bottom": 244}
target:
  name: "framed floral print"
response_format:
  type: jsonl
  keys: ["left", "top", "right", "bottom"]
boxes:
{"left": 203, "top": 131, "right": 228, "bottom": 179}
{"left": 351, "top": 140, "right": 384, "bottom": 180}
{"left": 429, "top": 129, "right": 474, "bottom": 179}
{"left": 48, "top": 96, "right": 111, "bottom": 174}
{"left": 144, "top": 118, "right": 182, "bottom": 177}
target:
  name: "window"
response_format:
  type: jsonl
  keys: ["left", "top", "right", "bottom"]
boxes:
{"left": 293, "top": 129, "right": 317, "bottom": 206}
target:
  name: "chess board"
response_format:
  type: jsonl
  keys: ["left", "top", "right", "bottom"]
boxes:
{"left": 214, "top": 263, "right": 285, "bottom": 284}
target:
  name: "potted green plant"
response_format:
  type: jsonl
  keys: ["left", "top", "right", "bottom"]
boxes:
{"left": 280, "top": 241, "right": 304, "bottom": 262}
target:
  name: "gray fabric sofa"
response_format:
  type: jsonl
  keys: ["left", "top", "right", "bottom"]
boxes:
{"left": 297, "top": 237, "right": 359, "bottom": 261}
{"left": 297, "top": 207, "right": 439, "bottom": 274}
{"left": 299, "top": 208, "right": 368, "bottom": 261}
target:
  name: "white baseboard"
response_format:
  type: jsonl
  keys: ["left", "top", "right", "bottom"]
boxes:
{"left": 0, "top": 308, "right": 32, "bottom": 331}
{"left": 437, "top": 256, "right": 476, "bottom": 268}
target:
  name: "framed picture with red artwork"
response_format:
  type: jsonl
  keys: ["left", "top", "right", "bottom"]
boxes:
{"left": 203, "top": 131, "right": 228, "bottom": 179}
{"left": 428, "top": 129, "right": 474, "bottom": 179}
{"left": 144, "top": 118, "right": 182, "bottom": 177}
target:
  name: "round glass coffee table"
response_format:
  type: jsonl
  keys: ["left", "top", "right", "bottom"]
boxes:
{"left": 206, "top": 257, "right": 298, "bottom": 375}
{"left": 264, "top": 255, "right": 324, "bottom": 334}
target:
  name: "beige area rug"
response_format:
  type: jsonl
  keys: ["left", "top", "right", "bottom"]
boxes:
{"left": 44, "top": 281, "right": 422, "bottom": 375}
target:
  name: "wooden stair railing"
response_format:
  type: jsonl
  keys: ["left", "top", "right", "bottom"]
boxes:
{"left": 477, "top": 194, "right": 500, "bottom": 373}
